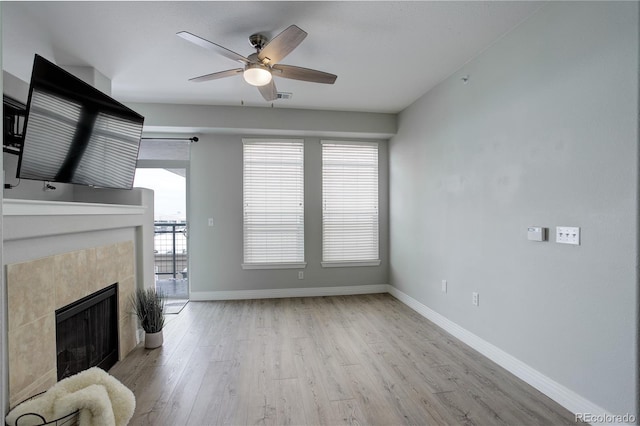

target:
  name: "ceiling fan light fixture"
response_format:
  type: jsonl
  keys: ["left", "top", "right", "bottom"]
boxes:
{"left": 243, "top": 65, "right": 272, "bottom": 86}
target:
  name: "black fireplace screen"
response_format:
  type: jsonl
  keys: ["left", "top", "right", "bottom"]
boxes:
{"left": 55, "top": 284, "right": 119, "bottom": 381}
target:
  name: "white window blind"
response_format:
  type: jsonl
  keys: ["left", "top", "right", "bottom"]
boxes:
{"left": 322, "top": 141, "right": 379, "bottom": 266}
{"left": 243, "top": 139, "right": 305, "bottom": 268}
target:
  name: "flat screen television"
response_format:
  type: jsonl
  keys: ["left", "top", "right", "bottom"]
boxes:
{"left": 17, "top": 54, "right": 144, "bottom": 189}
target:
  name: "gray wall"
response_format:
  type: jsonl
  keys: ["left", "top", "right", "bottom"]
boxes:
{"left": 189, "top": 134, "right": 389, "bottom": 296}
{"left": 128, "top": 92, "right": 396, "bottom": 298}
{"left": 126, "top": 102, "right": 397, "bottom": 140}
{"left": 389, "top": 1, "right": 638, "bottom": 416}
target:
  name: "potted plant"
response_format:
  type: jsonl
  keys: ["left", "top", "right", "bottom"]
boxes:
{"left": 131, "top": 287, "right": 165, "bottom": 349}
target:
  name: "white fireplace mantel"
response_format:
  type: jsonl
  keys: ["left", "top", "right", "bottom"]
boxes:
{"left": 2, "top": 199, "right": 147, "bottom": 242}
{"left": 3, "top": 199, "right": 146, "bottom": 216}
{"left": 2, "top": 193, "right": 155, "bottom": 294}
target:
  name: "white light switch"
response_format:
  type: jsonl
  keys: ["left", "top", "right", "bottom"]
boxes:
{"left": 208, "top": 218, "right": 214, "bottom": 227}
{"left": 556, "top": 226, "right": 580, "bottom": 245}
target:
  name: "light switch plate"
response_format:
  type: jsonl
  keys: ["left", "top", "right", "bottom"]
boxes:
{"left": 556, "top": 226, "right": 580, "bottom": 245}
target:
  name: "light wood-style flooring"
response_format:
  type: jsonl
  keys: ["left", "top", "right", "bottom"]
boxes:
{"left": 110, "top": 294, "right": 576, "bottom": 425}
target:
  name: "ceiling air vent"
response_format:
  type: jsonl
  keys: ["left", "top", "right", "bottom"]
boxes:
{"left": 276, "top": 92, "right": 293, "bottom": 100}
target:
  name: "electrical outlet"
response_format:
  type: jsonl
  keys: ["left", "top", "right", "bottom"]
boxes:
{"left": 472, "top": 292, "right": 479, "bottom": 306}
{"left": 298, "top": 271, "right": 304, "bottom": 280}
{"left": 441, "top": 280, "right": 447, "bottom": 293}
{"left": 556, "top": 226, "right": 580, "bottom": 245}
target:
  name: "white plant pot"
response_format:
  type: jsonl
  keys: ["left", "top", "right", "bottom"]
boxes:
{"left": 145, "top": 330, "right": 163, "bottom": 349}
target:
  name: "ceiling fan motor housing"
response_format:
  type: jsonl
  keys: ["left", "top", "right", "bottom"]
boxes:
{"left": 249, "top": 33, "right": 268, "bottom": 51}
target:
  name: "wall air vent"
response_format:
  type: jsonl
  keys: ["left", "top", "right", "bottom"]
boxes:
{"left": 276, "top": 92, "right": 293, "bottom": 100}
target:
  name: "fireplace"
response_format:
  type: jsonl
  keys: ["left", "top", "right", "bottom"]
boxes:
{"left": 56, "top": 284, "right": 119, "bottom": 380}
{"left": 6, "top": 241, "right": 138, "bottom": 407}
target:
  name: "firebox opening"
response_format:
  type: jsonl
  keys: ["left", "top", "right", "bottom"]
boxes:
{"left": 55, "top": 283, "right": 119, "bottom": 381}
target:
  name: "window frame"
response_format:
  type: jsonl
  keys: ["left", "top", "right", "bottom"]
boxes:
{"left": 241, "top": 138, "right": 306, "bottom": 270}
{"left": 321, "top": 140, "right": 380, "bottom": 268}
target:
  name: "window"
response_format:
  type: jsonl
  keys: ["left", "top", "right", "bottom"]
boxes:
{"left": 243, "top": 139, "right": 305, "bottom": 269}
{"left": 322, "top": 141, "right": 380, "bottom": 267}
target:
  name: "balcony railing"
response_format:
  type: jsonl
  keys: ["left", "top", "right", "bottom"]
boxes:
{"left": 154, "top": 222, "right": 187, "bottom": 279}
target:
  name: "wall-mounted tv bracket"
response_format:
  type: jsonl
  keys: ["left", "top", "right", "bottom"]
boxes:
{"left": 3, "top": 95, "right": 26, "bottom": 155}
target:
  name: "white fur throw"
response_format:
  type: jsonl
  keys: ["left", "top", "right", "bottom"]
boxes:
{"left": 5, "top": 367, "right": 135, "bottom": 426}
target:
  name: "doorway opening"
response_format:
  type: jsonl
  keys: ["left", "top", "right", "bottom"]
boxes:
{"left": 134, "top": 167, "right": 189, "bottom": 313}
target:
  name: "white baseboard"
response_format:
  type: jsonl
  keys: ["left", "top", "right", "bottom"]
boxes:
{"left": 190, "top": 284, "right": 389, "bottom": 301}
{"left": 387, "top": 286, "right": 612, "bottom": 421}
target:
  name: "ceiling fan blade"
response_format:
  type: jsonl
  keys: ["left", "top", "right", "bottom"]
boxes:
{"left": 258, "top": 79, "right": 278, "bottom": 101}
{"left": 188, "top": 68, "right": 244, "bottom": 83}
{"left": 258, "top": 25, "right": 307, "bottom": 65}
{"left": 272, "top": 64, "right": 337, "bottom": 84}
{"left": 177, "top": 31, "right": 249, "bottom": 65}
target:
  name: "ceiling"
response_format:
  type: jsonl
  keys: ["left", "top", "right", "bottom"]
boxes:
{"left": 2, "top": 1, "right": 541, "bottom": 114}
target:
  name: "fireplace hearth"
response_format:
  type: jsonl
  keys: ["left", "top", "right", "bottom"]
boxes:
{"left": 56, "top": 284, "right": 119, "bottom": 380}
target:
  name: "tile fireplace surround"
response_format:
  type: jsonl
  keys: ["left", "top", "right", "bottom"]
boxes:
{"left": 6, "top": 241, "right": 138, "bottom": 407}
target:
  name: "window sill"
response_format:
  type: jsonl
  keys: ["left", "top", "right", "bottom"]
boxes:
{"left": 242, "top": 262, "right": 307, "bottom": 270}
{"left": 321, "top": 260, "right": 381, "bottom": 268}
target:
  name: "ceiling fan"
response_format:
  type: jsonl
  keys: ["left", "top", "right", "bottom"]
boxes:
{"left": 177, "top": 25, "right": 337, "bottom": 102}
